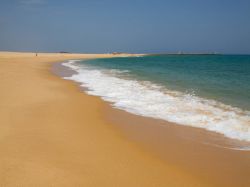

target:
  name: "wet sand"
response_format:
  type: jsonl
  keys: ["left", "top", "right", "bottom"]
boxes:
{"left": 0, "top": 51, "right": 249, "bottom": 186}
{"left": 57, "top": 59, "right": 250, "bottom": 187}
{"left": 105, "top": 106, "right": 250, "bottom": 187}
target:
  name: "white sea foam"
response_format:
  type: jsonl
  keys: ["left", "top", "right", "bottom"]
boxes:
{"left": 62, "top": 60, "right": 250, "bottom": 143}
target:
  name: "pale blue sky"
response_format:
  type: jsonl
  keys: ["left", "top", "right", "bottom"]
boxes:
{"left": 0, "top": 0, "right": 250, "bottom": 53}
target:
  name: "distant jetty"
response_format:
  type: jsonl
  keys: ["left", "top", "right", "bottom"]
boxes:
{"left": 148, "top": 52, "right": 220, "bottom": 56}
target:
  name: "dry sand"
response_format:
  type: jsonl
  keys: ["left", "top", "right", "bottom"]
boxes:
{"left": 0, "top": 52, "right": 249, "bottom": 186}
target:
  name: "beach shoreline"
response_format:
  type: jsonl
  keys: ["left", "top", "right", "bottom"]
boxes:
{"left": 0, "top": 51, "right": 250, "bottom": 186}
{"left": 55, "top": 58, "right": 250, "bottom": 187}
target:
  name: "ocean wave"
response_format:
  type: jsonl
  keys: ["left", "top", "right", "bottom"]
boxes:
{"left": 62, "top": 60, "right": 250, "bottom": 142}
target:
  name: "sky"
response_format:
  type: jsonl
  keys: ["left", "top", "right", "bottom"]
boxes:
{"left": 0, "top": 0, "right": 250, "bottom": 54}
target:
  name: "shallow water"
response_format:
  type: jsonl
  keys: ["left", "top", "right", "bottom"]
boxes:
{"left": 62, "top": 55, "right": 250, "bottom": 143}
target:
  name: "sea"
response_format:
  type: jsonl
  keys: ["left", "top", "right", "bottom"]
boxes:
{"left": 62, "top": 54, "right": 250, "bottom": 144}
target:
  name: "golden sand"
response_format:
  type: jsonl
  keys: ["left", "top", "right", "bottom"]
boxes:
{"left": 0, "top": 52, "right": 249, "bottom": 186}
{"left": 0, "top": 52, "right": 200, "bottom": 186}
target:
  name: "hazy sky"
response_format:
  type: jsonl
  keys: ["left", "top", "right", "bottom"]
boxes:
{"left": 0, "top": 0, "right": 250, "bottom": 53}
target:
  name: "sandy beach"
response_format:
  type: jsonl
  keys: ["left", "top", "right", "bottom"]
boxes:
{"left": 0, "top": 52, "right": 250, "bottom": 186}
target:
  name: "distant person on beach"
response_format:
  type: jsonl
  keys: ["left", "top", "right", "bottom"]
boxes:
{"left": 35, "top": 53, "right": 37, "bottom": 56}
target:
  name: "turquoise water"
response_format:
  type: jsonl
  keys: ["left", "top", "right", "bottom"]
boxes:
{"left": 63, "top": 55, "right": 250, "bottom": 142}
{"left": 82, "top": 55, "right": 250, "bottom": 111}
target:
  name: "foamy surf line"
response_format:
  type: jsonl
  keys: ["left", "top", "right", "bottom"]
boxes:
{"left": 62, "top": 60, "right": 250, "bottom": 146}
